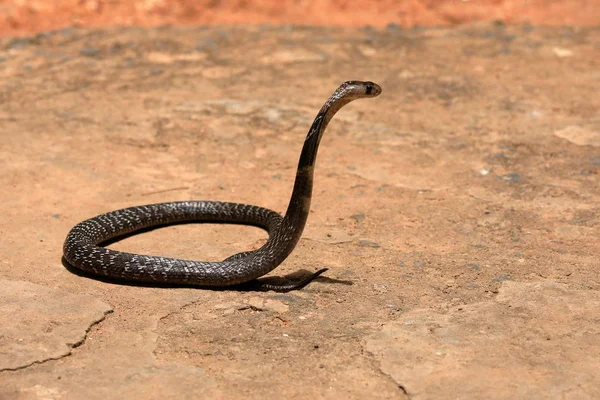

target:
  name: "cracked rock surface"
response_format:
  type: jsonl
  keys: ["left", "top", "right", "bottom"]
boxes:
{"left": 0, "top": 280, "right": 112, "bottom": 371}
{"left": 366, "top": 281, "right": 600, "bottom": 399}
{"left": 0, "top": 24, "right": 599, "bottom": 398}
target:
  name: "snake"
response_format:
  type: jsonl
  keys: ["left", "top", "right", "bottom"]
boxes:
{"left": 63, "top": 81, "right": 382, "bottom": 291}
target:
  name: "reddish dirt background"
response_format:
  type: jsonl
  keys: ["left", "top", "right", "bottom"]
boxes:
{"left": 1, "top": 0, "right": 599, "bottom": 37}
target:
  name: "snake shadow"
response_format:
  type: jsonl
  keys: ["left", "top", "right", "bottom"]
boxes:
{"left": 60, "top": 222, "right": 353, "bottom": 292}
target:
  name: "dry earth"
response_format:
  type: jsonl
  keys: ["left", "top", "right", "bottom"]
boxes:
{"left": 0, "top": 23, "right": 599, "bottom": 399}
{"left": 1, "top": 0, "right": 599, "bottom": 37}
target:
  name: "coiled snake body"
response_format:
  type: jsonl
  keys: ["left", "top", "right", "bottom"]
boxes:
{"left": 63, "top": 81, "right": 382, "bottom": 291}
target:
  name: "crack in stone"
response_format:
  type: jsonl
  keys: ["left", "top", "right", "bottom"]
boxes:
{"left": 156, "top": 299, "right": 206, "bottom": 326}
{"left": 0, "top": 309, "right": 113, "bottom": 373}
{"left": 362, "top": 347, "right": 412, "bottom": 399}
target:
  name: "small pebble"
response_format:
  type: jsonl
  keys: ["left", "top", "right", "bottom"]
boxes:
{"left": 80, "top": 47, "right": 100, "bottom": 57}
{"left": 359, "top": 239, "right": 380, "bottom": 248}
{"left": 350, "top": 213, "right": 365, "bottom": 222}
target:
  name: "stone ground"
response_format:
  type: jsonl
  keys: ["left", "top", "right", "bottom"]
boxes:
{"left": 0, "top": 23, "right": 599, "bottom": 399}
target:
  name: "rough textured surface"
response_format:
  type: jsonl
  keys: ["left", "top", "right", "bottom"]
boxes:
{"left": 0, "top": 280, "right": 112, "bottom": 371}
{"left": 366, "top": 281, "right": 600, "bottom": 399}
{"left": 0, "top": 23, "right": 599, "bottom": 398}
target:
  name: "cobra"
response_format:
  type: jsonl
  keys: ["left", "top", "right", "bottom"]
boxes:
{"left": 63, "top": 81, "right": 382, "bottom": 291}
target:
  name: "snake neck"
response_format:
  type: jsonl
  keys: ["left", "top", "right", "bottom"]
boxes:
{"left": 257, "top": 80, "right": 381, "bottom": 267}
{"left": 278, "top": 96, "right": 356, "bottom": 243}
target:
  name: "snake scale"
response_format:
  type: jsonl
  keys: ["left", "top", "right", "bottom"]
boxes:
{"left": 63, "top": 81, "right": 382, "bottom": 291}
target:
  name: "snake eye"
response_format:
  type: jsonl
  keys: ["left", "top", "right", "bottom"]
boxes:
{"left": 365, "top": 84, "right": 373, "bottom": 95}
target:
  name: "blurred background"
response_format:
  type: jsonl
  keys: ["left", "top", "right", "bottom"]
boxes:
{"left": 1, "top": 0, "right": 598, "bottom": 37}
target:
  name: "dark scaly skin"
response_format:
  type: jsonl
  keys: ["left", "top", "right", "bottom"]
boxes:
{"left": 63, "top": 81, "right": 382, "bottom": 291}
